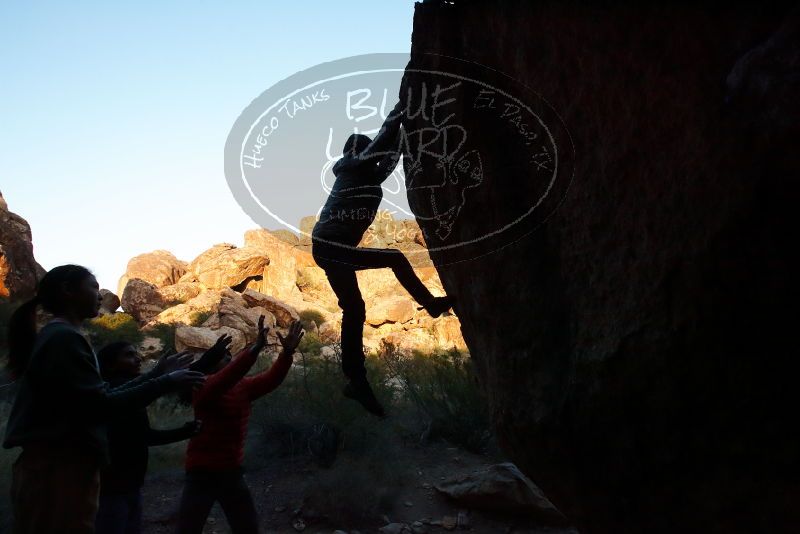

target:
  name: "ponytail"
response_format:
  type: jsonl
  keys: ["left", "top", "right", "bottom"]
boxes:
{"left": 5, "top": 264, "right": 93, "bottom": 379}
{"left": 7, "top": 297, "right": 40, "bottom": 379}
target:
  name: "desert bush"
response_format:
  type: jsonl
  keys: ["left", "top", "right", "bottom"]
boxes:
{"left": 297, "top": 332, "right": 324, "bottom": 357}
{"left": 189, "top": 310, "right": 213, "bottom": 327}
{"left": 250, "top": 345, "right": 398, "bottom": 458}
{"left": 299, "top": 309, "right": 326, "bottom": 330}
{"left": 84, "top": 313, "right": 143, "bottom": 349}
{"left": 147, "top": 323, "right": 176, "bottom": 352}
{"left": 380, "top": 342, "right": 493, "bottom": 453}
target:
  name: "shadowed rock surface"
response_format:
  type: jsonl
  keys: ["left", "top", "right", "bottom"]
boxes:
{"left": 403, "top": 2, "right": 798, "bottom": 532}
{"left": 0, "top": 192, "right": 44, "bottom": 301}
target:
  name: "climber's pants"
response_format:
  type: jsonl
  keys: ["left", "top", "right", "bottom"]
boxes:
{"left": 312, "top": 241, "right": 434, "bottom": 379}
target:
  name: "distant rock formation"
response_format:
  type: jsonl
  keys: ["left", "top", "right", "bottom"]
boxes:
{"left": 0, "top": 191, "right": 44, "bottom": 301}
{"left": 405, "top": 3, "right": 798, "bottom": 532}
{"left": 117, "top": 213, "right": 466, "bottom": 355}
{"left": 117, "top": 250, "right": 187, "bottom": 297}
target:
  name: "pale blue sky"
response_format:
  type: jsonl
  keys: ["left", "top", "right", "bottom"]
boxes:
{"left": 0, "top": 1, "right": 416, "bottom": 291}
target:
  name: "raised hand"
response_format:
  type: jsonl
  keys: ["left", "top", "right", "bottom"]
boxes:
{"left": 190, "top": 334, "right": 233, "bottom": 374}
{"left": 253, "top": 315, "right": 270, "bottom": 353}
{"left": 277, "top": 320, "right": 305, "bottom": 356}
{"left": 209, "top": 334, "right": 233, "bottom": 357}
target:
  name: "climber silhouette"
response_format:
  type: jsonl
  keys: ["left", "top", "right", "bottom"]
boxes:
{"left": 312, "top": 98, "right": 453, "bottom": 417}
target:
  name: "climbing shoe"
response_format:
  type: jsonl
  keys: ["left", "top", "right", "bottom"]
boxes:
{"left": 343, "top": 378, "right": 386, "bottom": 418}
{"left": 420, "top": 296, "right": 454, "bottom": 318}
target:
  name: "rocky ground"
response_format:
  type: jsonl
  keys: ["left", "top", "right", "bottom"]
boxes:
{"left": 140, "top": 440, "right": 577, "bottom": 534}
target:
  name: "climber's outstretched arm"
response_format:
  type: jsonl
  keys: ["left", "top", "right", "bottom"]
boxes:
{"left": 359, "top": 100, "right": 404, "bottom": 162}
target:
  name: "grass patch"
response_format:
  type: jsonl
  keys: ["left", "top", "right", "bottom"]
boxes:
{"left": 188, "top": 310, "right": 213, "bottom": 327}
{"left": 381, "top": 342, "right": 493, "bottom": 453}
{"left": 297, "top": 332, "right": 324, "bottom": 357}
{"left": 84, "top": 313, "right": 144, "bottom": 349}
{"left": 147, "top": 323, "right": 177, "bottom": 353}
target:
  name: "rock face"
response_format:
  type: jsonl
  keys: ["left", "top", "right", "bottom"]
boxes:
{"left": 120, "top": 279, "right": 165, "bottom": 323}
{"left": 182, "top": 243, "right": 269, "bottom": 290}
{"left": 243, "top": 229, "right": 313, "bottom": 301}
{"left": 118, "top": 219, "right": 467, "bottom": 354}
{"left": 117, "top": 250, "right": 187, "bottom": 297}
{"left": 241, "top": 289, "right": 299, "bottom": 328}
{"left": 0, "top": 192, "right": 44, "bottom": 300}
{"left": 405, "top": 3, "right": 798, "bottom": 533}
{"left": 365, "top": 296, "right": 415, "bottom": 326}
{"left": 98, "top": 289, "right": 120, "bottom": 315}
{"left": 175, "top": 325, "right": 246, "bottom": 355}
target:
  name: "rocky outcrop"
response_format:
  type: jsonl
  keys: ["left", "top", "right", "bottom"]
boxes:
{"left": 118, "top": 220, "right": 466, "bottom": 354}
{"left": 175, "top": 325, "right": 246, "bottom": 355}
{"left": 117, "top": 250, "right": 187, "bottom": 297}
{"left": 241, "top": 288, "right": 300, "bottom": 328}
{"left": 243, "top": 229, "right": 313, "bottom": 300}
{"left": 120, "top": 279, "right": 165, "bottom": 323}
{"left": 181, "top": 243, "right": 269, "bottom": 290}
{"left": 98, "top": 289, "right": 120, "bottom": 315}
{"left": 405, "top": 3, "right": 798, "bottom": 533}
{"left": 0, "top": 192, "right": 44, "bottom": 300}
{"left": 365, "top": 296, "right": 415, "bottom": 326}
{"left": 158, "top": 282, "right": 203, "bottom": 304}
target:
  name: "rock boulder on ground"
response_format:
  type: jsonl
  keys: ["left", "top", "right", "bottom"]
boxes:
{"left": 121, "top": 279, "right": 165, "bottom": 324}
{"left": 435, "top": 463, "right": 562, "bottom": 520}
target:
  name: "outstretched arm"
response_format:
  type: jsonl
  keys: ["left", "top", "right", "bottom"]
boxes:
{"left": 359, "top": 100, "right": 404, "bottom": 162}
{"left": 192, "top": 316, "right": 269, "bottom": 409}
{"left": 191, "top": 344, "right": 259, "bottom": 409}
{"left": 189, "top": 334, "right": 233, "bottom": 374}
{"left": 147, "top": 419, "right": 201, "bottom": 446}
{"left": 48, "top": 331, "right": 204, "bottom": 419}
{"left": 113, "top": 351, "right": 195, "bottom": 392}
{"left": 242, "top": 321, "right": 304, "bottom": 401}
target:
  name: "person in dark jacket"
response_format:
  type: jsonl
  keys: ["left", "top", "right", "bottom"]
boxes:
{"left": 94, "top": 336, "right": 232, "bottom": 534}
{"left": 3, "top": 264, "right": 205, "bottom": 534}
{"left": 311, "top": 98, "right": 453, "bottom": 417}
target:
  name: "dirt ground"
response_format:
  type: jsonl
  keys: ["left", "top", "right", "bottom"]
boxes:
{"left": 140, "top": 441, "right": 578, "bottom": 534}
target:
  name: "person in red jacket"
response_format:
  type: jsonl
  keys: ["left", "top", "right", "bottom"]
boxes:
{"left": 176, "top": 316, "right": 304, "bottom": 534}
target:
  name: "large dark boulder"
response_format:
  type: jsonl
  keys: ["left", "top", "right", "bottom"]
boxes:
{"left": 403, "top": 2, "right": 798, "bottom": 532}
{"left": 0, "top": 192, "right": 44, "bottom": 301}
